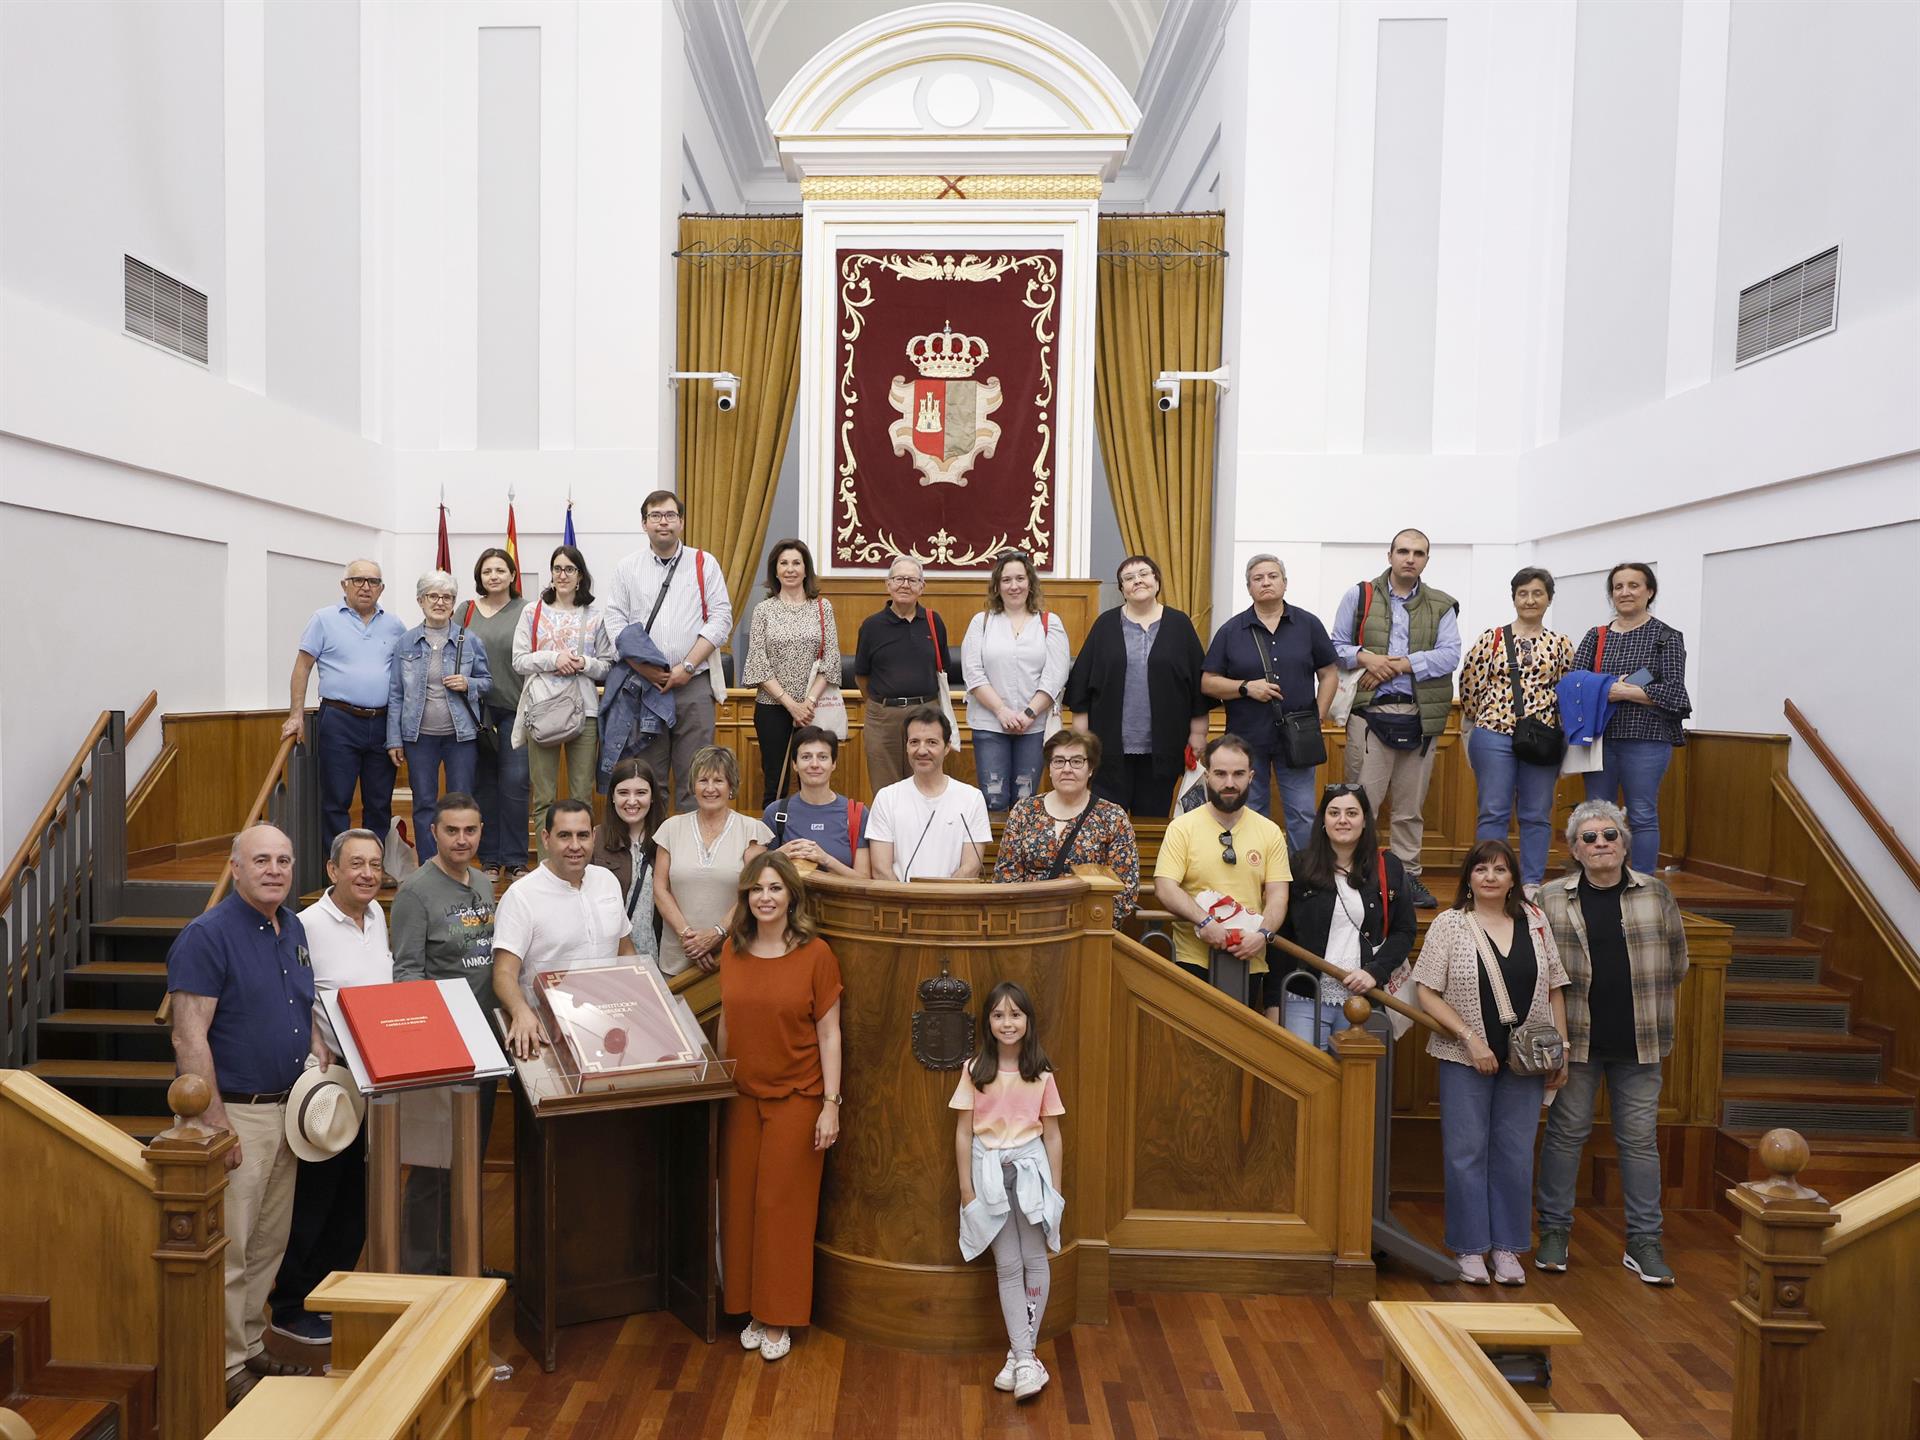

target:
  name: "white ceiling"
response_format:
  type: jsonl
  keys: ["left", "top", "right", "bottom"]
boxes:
{"left": 736, "top": 0, "right": 1169, "bottom": 105}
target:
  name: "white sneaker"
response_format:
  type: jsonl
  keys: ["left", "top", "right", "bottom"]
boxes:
{"left": 994, "top": 1351, "right": 1046, "bottom": 1392}
{"left": 1012, "top": 1354, "right": 1045, "bottom": 1401}
{"left": 1490, "top": 1250, "right": 1527, "bottom": 1286}
{"left": 1457, "top": 1253, "right": 1491, "bottom": 1285}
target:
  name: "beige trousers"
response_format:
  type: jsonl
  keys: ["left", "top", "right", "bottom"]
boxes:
{"left": 1343, "top": 708, "right": 1439, "bottom": 876}
{"left": 222, "top": 1102, "right": 299, "bottom": 1377}
{"left": 862, "top": 701, "right": 915, "bottom": 792}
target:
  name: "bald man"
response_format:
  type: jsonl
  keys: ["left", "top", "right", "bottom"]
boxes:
{"left": 167, "top": 824, "right": 331, "bottom": 1406}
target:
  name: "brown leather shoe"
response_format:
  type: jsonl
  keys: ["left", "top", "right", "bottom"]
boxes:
{"left": 226, "top": 1369, "right": 260, "bottom": 1409}
{"left": 245, "top": 1351, "right": 309, "bottom": 1379}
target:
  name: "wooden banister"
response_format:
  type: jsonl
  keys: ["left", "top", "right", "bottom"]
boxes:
{"left": 126, "top": 689, "right": 158, "bottom": 744}
{"left": 1784, "top": 699, "right": 1920, "bottom": 890}
{"left": 1270, "top": 931, "right": 1448, "bottom": 1035}
{"left": 201, "top": 729, "right": 300, "bottom": 913}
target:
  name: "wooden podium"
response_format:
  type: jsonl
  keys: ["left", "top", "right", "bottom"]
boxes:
{"left": 508, "top": 1047, "right": 737, "bottom": 1371}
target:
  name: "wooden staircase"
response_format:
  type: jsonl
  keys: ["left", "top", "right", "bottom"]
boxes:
{"left": 0, "top": 1296, "right": 156, "bottom": 1440}
{"left": 1693, "top": 892, "right": 1920, "bottom": 1204}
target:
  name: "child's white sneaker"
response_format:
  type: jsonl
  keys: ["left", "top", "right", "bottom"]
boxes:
{"left": 994, "top": 1350, "right": 1047, "bottom": 1392}
{"left": 1012, "top": 1354, "right": 1046, "bottom": 1401}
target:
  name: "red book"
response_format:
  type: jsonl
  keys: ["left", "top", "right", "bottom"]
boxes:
{"left": 338, "top": 980, "right": 475, "bottom": 1086}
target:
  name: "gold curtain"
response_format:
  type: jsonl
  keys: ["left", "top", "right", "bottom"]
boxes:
{"left": 1092, "top": 213, "right": 1226, "bottom": 633}
{"left": 675, "top": 216, "right": 805, "bottom": 612}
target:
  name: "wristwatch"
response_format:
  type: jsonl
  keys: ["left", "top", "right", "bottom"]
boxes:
{"left": 1238, "top": 681, "right": 1250, "bottom": 698}
{"left": 823, "top": 1092, "right": 844, "bottom": 1106}
{"left": 1022, "top": 705, "right": 1037, "bottom": 719}
{"left": 1257, "top": 926, "right": 1273, "bottom": 943}
{"left": 679, "top": 660, "right": 697, "bottom": 676}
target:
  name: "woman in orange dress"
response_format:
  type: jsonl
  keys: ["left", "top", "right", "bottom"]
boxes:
{"left": 716, "top": 851, "right": 843, "bottom": 1361}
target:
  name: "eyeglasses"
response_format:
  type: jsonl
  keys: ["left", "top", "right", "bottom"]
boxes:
{"left": 888, "top": 575, "right": 924, "bottom": 587}
{"left": 1578, "top": 827, "right": 1621, "bottom": 845}
{"left": 551, "top": 564, "right": 580, "bottom": 576}
{"left": 644, "top": 510, "right": 681, "bottom": 522}
{"left": 1048, "top": 755, "right": 1090, "bottom": 770}
{"left": 1323, "top": 784, "right": 1362, "bottom": 799}
{"left": 345, "top": 577, "right": 384, "bottom": 588}
{"left": 1218, "top": 830, "right": 1237, "bottom": 866}
{"left": 422, "top": 592, "right": 455, "bottom": 603}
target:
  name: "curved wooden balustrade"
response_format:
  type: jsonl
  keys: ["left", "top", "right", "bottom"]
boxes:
{"left": 210, "top": 1274, "right": 503, "bottom": 1439}
{"left": 1731, "top": 1129, "right": 1920, "bottom": 1440}
{"left": 730, "top": 868, "right": 1388, "bottom": 1352}
{"left": 1372, "top": 1300, "right": 1644, "bottom": 1439}
{"left": 1784, "top": 698, "right": 1920, "bottom": 890}
{"left": 0, "top": 1070, "right": 228, "bottom": 1440}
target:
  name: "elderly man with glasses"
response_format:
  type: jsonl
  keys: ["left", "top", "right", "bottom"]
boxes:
{"left": 1532, "top": 799, "right": 1690, "bottom": 1286}
{"left": 283, "top": 559, "right": 409, "bottom": 856}
{"left": 854, "top": 555, "right": 953, "bottom": 791}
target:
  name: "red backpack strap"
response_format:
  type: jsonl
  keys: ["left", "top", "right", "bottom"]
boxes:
{"left": 926, "top": 610, "right": 944, "bottom": 670}
{"left": 462, "top": 600, "right": 476, "bottom": 629}
{"left": 1041, "top": 612, "right": 1050, "bottom": 636}
{"left": 1376, "top": 853, "right": 1390, "bottom": 941}
{"left": 1593, "top": 626, "right": 1608, "bottom": 672}
{"left": 695, "top": 550, "right": 709, "bottom": 622}
{"left": 530, "top": 601, "right": 543, "bottom": 649}
{"left": 847, "top": 799, "right": 863, "bottom": 854}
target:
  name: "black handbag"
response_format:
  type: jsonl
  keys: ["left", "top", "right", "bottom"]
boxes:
{"left": 1502, "top": 627, "right": 1566, "bottom": 767}
{"left": 1255, "top": 627, "right": 1328, "bottom": 768}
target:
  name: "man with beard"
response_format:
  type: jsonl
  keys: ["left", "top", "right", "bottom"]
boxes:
{"left": 1153, "top": 735, "right": 1291, "bottom": 1006}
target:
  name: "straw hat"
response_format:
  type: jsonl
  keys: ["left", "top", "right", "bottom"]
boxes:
{"left": 285, "top": 1063, "right": 365, "bottom": 1162}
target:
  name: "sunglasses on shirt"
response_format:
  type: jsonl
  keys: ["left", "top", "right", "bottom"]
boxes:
{"left": 1218, "top": 830, "right": 1237, "bottom": 866}
{"left": 1578, "top": 827, "right": 1622, "bottom": 844}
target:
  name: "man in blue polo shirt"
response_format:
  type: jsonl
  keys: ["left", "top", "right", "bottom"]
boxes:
{"left": 282, "top": 559, "right": 409, "bottom": 856}
{"left": 167, "top": 823, "right": 331, "bottom": 1406}
{"left": 1200, "top": 554, "right": 1338, "bottom": 852}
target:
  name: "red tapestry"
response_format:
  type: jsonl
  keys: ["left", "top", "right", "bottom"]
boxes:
{"left": 833, "top": 250, "right": 1060, "bottom": 572}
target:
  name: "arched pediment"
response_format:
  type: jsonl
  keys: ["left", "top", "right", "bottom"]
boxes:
{"left": 767, "top": 3, "right": 1141, "bottom": 179}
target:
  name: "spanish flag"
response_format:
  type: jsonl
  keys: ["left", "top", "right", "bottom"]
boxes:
{"left": 504, "top": 498, "right": 521, "bottom": 597}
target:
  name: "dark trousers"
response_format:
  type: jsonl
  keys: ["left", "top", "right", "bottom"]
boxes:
{"left": 268, "top": 1130, "right": 366, "bottom": 1322}
{"left": 753, "top": 701, "right": 799, "bottom": 809}
{"left": 400, "top": 1080, "right": 499, "bottom": 1275}
{"left": 317, "top": 706, "right": 396, "bottom": 857}
{"left": 402, "top": 734, "right": 477, "bottom": 861}
{"left": 473, "top": 707, "right": 531, "bottom": 868}
{"left": 1095, "top": 753, "right": 1173, "bottom": 818}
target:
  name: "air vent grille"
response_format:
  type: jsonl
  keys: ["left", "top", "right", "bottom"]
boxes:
{"left": 123, "top": 255, "right": 209, "bottom": 365}
{"left": 1736, "top": 245, "right": 1838, "bottom": 367}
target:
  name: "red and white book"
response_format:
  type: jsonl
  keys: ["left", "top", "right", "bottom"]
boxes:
{"left": 535, "top": 964, "right": 703, "bottom": 1093}
{"left": 337, "top": 979, "right": 476, "bottom": 1087}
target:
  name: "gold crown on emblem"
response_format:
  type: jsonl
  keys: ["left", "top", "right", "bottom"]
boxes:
{"left": 906, "top": 322, "right": 989, "bottom": 379}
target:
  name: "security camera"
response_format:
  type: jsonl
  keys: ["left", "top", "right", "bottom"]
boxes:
{"left": 1153, "top": 365, "right": 1232, "bottom": 415}
{"left": 666, "top": 370, "right": 743, "bottom": 412}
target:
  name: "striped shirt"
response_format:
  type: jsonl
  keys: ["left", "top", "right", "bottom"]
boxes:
{"left": 1539, "top": 868, "right": 1690, "bottom": 1065}
{"left": 1569, "top": 618, "right": 1691, "bottom": 745}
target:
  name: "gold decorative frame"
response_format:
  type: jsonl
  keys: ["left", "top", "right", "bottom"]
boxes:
{"left": 802, "top": 174, "right": 1104, "bottom": 202}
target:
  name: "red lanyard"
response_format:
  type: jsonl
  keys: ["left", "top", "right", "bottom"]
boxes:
{"left": 1593, "top": 627, "right": 1608, "bottom": 672}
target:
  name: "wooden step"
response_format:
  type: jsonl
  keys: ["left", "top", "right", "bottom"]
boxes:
{"left": 11, "top": 1393, "right": 118, "bottom": 1440}
{"left": 1682, "top": 898, "right": 1796, "bottom": 938}
{"left": 1724, "top": 980, "right": 1852, "bottom": 1032}
{"left": 1722, "top": 1075, "right": 1916, "bottom": 1138}
{"left": 37, "top": 1007, "right": 167, "bottom": 1034}
{"left": 1722, "top": 1026, "right": 1884, "bottom": 1082}
{"left": 91, "top": 915, "right": 191, "bottom": 937}
{"left": 1728, "top": 937, "right": 1824, "bottom": 985}
{"left": 1715, "top": 1128, "right": 1920, "bottom": 1207}
{"left": 103, "top": 1115, "right": 174, "bottom": 1141}
{"left": 26, "top": 1059, "right": 177, "bottom": 1086}
{"left": 67, "top": 960, "right": 168, "bottom": 982}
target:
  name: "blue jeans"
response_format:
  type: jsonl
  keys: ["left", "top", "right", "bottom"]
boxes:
{"left": 972, "top": 728, "right": 1045, "bottom": 813}
{"left": 1584, "top": 738, "right": 1672, "bottom": 872}
{"left": 317, "top": 706, "right": 396, "bottom": 858}
{"left": 402, "top": 735, "right": 476, "bottom": 861}
{"left": 472, "top": 709, "right": 530, "bottom": 868}
{"left": 1436, "top": 1059, "right": 1546, "bottom": 1255}
{"left": 1536, "top": 1058, "right": 1665, "bottom": 1240}
{"left": 1468, "top": 728, "right": 1561, "bottom": 886}
{"left": 1245, "top": 737, "right": 1318, "bottom": 854}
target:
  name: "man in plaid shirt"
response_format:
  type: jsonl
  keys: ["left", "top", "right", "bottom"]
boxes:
{"left": 1531, "top": 799, "right": 1689, "bottom": 1285}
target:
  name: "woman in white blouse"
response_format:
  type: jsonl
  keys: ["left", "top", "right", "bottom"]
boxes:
{"left": 511, "top": 544, "right": 612, "bottom": 860}
{"left": 651, "top": 746, "right": 775, "bottom": 978}
{"left": 960, "top": 551, "right": 1071, "bottom": 816}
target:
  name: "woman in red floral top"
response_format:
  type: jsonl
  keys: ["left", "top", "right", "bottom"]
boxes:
{"left": 992, "top": 730, "right": 1139, "bottom": 922}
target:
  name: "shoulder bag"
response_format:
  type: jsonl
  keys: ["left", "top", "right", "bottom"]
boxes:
{"left": 1256, "top": 624, "right": 1327, "bottom": 768}
{"left": 521, "top": 603, "right": 587, "bottom": 745}
{"left": 1466, "top": 914, "right": 1564, "bottom": 1077}
{"left": 1501, "top": 627, "right": 1566, "bottom": 767}
{"left": 811, "top": 598, "right": 849, "bottom": 739}
{"left": 1327, "top": 583, "right": 1373, "bottom": 727}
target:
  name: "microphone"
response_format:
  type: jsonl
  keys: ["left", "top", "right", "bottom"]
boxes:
{"left": 902, "top": 806, "right": 940, "bottom": 881}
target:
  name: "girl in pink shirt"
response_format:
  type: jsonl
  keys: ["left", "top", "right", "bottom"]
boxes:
{"left": 951, "top": 982, "right": 1065, "bottom": 1403}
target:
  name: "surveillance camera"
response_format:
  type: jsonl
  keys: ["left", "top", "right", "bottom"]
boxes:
{"left": 714, "top": 374, "right": 740, "bottom": 411}
{"left": 1154, "top": 378, "right": 1179, "bottom": 413}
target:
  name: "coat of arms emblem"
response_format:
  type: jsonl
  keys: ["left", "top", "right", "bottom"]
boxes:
{"left": 888, "top": 322, "right": 1003, "bottom": 487}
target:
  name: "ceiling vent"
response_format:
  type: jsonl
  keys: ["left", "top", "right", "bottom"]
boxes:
{"left": 123, "top": 255, "right": 209, "bottom": 365}
{"left": 1735, "top": 245, "right": 1838, "bottom": 367}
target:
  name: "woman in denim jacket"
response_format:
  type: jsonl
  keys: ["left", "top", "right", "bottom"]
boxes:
{"left": 386, "top": 569, "right": 492, "bottom": 860}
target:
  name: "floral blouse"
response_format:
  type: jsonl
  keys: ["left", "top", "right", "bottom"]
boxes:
{"left": 741, "top": 596, "right": 840, "bottom": 708}
{"left": 992, "top": 795, "right": 1139, "bottom": 922}
{"left": 1458, "top": 627, "right": 1575, "bottom": 734}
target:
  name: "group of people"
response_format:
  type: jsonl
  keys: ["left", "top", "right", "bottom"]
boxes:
{"left": 178, "top": 502, "right": 1696, "bottom": 1402}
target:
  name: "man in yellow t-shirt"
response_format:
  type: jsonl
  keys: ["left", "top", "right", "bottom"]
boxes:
{"left": 1153, "top": 735, "right": 1292, "bottom": 1003}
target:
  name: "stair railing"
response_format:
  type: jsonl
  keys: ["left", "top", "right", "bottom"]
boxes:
{"left": 1785, "top": 698, "right": 1920, "bottom": 891}
{"left": 0, "top": 695, "right": 154, "bottom": 1070}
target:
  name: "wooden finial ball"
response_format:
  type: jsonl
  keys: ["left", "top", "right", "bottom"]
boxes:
{"left": 1343, "top": 995, "right": 1373, "bottom": 1027}
{"left": 1759, "top": 1128, "right": 1809, "bottom": 1179}
{"left": 168, "top": 1074, "right": 211, "bottom": 1120}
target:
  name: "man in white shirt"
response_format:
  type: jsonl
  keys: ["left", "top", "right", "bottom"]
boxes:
{"left": 270, "top": 828, "right": 390, "bottom": 1347}
{"left": 867, "top": 707, "right": 991, "bottom": 883}
{"left": 493, "top": 798, "right": 639, "bottom": 1059}
{"left": 602, "top": 490, "right": 733, "bottom": 814}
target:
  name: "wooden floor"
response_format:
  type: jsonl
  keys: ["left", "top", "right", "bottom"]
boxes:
{"left": 475, "top": 1182, "right": 1738, "bottom": 1440}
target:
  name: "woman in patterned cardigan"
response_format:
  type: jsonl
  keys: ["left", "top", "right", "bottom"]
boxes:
{"left": 992, "top": 729, "right": 1139, "bottom": 923}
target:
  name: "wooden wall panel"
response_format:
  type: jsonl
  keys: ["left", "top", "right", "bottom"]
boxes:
{"left": 1800, "top": 1174, "right": 1920, "bottom": 1440}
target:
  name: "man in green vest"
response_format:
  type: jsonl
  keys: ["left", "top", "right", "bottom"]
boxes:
{"left": 1330, "top": 529, "right": 1461, "bottom": 908}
